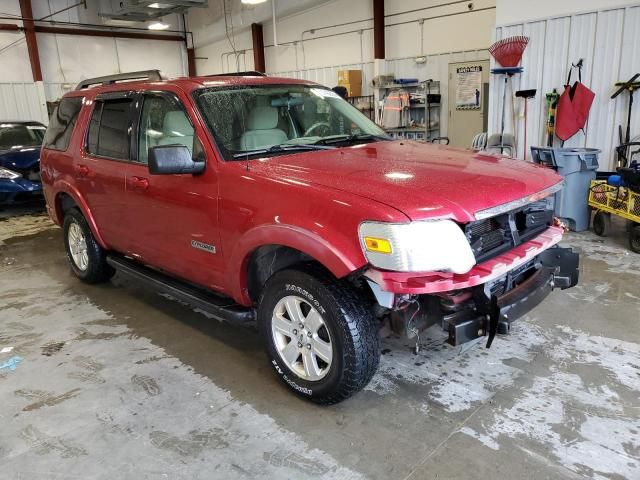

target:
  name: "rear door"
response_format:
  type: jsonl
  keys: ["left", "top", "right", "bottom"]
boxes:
{"left": 124, "top": 89, "right": 224, "bottom": 290}
{"left": 79, "top": 92, "right": 135, "bottom": 252}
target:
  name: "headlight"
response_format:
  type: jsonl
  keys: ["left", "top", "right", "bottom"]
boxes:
{"left": 0, "top": 167, "right": 20, "bottom": 180}
{"left": 359, "top": 220, "right": 476, "bottom": 274}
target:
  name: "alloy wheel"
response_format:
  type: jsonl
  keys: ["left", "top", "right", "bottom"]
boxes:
{"left": 68, "top": 222, "right": 89, "bottom": 271}
{"left": 271, "top": 295, "right": 333, "bottom": 381}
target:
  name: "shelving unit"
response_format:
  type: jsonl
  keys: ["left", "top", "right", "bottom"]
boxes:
{"left": 374, "top": 80, "right": 442, "bottom": 142}
{"left": 347, "top": 95, "right": 375, "bottom": 121}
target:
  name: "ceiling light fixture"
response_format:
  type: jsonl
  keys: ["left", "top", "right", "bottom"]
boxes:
{"left": 148, "top": 22, "right": 169, "bottom": 30}
{"left": 148, "top": 2, "right": 173, "bottom": 8}
{"left": 241, "top": 0, "right": 268, "bottom": 5}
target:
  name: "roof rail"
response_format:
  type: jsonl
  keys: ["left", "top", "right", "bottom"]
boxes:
{"left": 205, "top": 71, "right": 267, "bottom": 77}
{"left": 75, "top": 70, "right": 165, "bottom": 90}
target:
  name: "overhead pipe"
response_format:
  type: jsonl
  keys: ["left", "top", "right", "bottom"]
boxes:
{"left": 0, "top": 23, "right": 21, "bottom": 31}
{"left": 297, "top": 1, "right": 495, "bottom": 67}
{"left": 220, "top": 50, "right": 250, "bottom": 73}
{"left": 39, "top": 0, "right": 86, "bottom": 21}
{"left": 214, "top": 4, "right": 494, "bottom": 74}
{"left": 0, "top": 15, "right": 188, "bottom": 38}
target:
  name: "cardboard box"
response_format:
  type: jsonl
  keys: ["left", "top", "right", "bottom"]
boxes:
{"left": 337, "top": 69, "right": 362, "bottom": 87}
{"left": 339, "top": 83, "right": 361, "bottom": 97}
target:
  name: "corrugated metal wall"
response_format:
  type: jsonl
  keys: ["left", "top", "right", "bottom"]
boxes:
{"left": 490, "top": 4, "right": 640, "bottom": 169}
{"left": 0, "top": 83, "right": 48, "bottom": 124}
{"left": 272, "top": 49, "right": 490, "bottom": 137}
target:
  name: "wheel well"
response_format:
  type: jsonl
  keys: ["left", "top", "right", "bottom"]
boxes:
{"left": 56, "top": 192, "right": 76, "bottom": 222}
{"left": 247, "top": 245, "right": 322, "bottom": 302}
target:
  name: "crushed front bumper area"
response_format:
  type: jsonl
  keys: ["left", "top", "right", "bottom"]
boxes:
{"left": 446, "top": 246, "right": 579, "bottom": 347}
{"left": 369, "top": 245, "right": 579, "bottom": 348}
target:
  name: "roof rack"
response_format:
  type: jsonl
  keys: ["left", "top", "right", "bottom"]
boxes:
{"left": 75, "top": 70, "right": 165, "bottom": 90}
{"left": 205, "top": 71, "right": 267, "bottom": 77}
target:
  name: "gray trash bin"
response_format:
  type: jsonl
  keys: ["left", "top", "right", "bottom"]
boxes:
{"left": 530, "top": 147, "right": 600, "bottom": 231}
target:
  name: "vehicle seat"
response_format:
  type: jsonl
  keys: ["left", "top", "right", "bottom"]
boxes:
{"left": 240, "top": 106, "right": 288, "bottom": 150}
{"left": 158, "top": 111, "right": 194, "bottom": 151}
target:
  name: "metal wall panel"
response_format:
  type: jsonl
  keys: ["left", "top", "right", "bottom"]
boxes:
{"left": 584, "top": 9, "right": 624, "bottom": 167}
{"left": 541, "top": 16, "right": 574, "bottom": 148}
{"left": 0, "top": 83, "right": 46, "bottom": 123}
{"left": 613, "top": 6, "right": 640, "bottom": 152}
{"left": 491, "top": 5, "right": 639, "bottom": 169}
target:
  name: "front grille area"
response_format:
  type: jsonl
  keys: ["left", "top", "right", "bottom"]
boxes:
{"left": 464, "top": 199, "right": 554, "bottom": 263}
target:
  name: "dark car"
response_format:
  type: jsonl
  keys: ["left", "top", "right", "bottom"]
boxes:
{"left": 0, "top": 121, "right": 46, "bottom": 204}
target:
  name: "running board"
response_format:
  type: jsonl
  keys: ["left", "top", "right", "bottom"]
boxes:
{"left": 106, "top": 255, "right": 255, "bottom": 326}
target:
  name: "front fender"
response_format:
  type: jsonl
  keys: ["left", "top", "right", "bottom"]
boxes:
{"left": 227, "top": 223, "right": 366, "bottom": 305}
{"left": 50, "top": 179, "right": 108, "bottom": 248}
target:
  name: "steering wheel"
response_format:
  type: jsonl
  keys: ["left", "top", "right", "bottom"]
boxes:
{"left": 304, "top": 122, "right": 331, "bottom": 137}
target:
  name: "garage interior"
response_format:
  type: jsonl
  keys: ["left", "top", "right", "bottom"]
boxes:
{"left": 1, "top": 0, "right": 639, "bottom": 479}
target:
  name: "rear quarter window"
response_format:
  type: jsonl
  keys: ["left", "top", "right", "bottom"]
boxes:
{"left": 43, "top": 97, "right": 83, "bottom": 151}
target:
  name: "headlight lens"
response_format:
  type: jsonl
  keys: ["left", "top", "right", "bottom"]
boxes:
{"left": 359, "top": 220, "right": 476, "bottom": 274}
{"left": 0, "top": 167, "right": 20, "bottom": 180}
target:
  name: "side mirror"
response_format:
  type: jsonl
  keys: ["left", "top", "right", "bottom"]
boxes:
{"left": 148, "top": 145, "right": 205, "bottom": 175}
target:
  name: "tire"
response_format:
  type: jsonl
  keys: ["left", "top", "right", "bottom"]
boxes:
{"left": 630, "top": 225, "right": 640, "bottom": 254}
{"left": 258, "top": 266, "right": 380, "bottom": 405}
{"left": 63, "top": 208, "right": 114, "bottom": 284}
{"left": 593, "top": 211, "right": 611, "bottom": 237}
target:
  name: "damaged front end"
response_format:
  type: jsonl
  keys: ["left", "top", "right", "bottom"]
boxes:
{"left": 368, "top": 245, "right": 579, "bottom": 348}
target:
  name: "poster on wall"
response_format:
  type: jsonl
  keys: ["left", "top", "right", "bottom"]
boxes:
{"left": 456, "top": 65, "right": 482, "bottom": 110}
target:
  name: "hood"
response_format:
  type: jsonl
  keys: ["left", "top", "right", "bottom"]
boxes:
{"left": 252, "top": 141, "right": 562, "bottom": 223}
{"left": 0, "top": 147, "right": 41, "bottom": 170}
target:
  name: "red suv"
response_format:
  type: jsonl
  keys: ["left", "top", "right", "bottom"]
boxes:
{"left": 41, "top": 70, "right": 579, "bottom": 404}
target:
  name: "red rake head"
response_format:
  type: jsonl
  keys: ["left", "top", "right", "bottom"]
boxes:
{"left": 489, "top": 36, "right": 529, "bottom": 67}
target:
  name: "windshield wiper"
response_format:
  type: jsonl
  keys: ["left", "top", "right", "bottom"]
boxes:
{"left": 314, "top": 133, "right": 391, "bottom": 145}
{"left": 232, "top": 143, "right": 336, "bottom": 159}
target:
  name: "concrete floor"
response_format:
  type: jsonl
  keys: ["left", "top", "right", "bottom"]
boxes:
{"left": 1, "top": 205, "right": 639, "bottom": 480}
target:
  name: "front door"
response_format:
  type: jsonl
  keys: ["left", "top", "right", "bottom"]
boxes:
{"left": 448, "top": 61, "right": 490, "bottom": 148}
{"left": 125, "top": 90, "right": 224, "bottom": 291}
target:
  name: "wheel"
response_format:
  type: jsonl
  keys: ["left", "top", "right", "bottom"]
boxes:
{"left": 258, "top": 267, "right": 380, "bottom": 404}
{"left": 63, "top": 208, "right": 114, "bottom": 283}
{"left": 592, "top": 211, "right": 611, "bottom": 237}
{"left": 630, "top": 225, "right": 640, "bottom": 254}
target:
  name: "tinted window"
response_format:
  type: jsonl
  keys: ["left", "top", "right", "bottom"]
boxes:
{"left": 0, "top": 123, "right": 46, "bottom": 150}
{"left": 43, "top": 97, "right": 82, "bottom": 151}
{"left": 86, "top": 98, "right": 132, "bottom": 160}
{"left": 138, "top": 95, "right": 194, "bottom": 165}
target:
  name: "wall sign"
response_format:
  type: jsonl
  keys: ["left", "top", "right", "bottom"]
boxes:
{"left": 456, "top": 65, "right": 482, "bottom": 110}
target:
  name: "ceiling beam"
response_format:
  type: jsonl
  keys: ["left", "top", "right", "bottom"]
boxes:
{"left": 19, "top": 0, "right": 43, "bottom": 82}
{"left": 33, "top": 25, "right": 184, "bottom": 42}
{"left": 251, "top": 23, "right": 266, "bottom": 73}
{"left": 373, "top": 0, "right": 385, "bottom": 59}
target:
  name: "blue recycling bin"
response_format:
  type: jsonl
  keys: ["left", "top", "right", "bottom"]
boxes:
{"left": 530, "top": 147, "right": 600, "bottom": 231}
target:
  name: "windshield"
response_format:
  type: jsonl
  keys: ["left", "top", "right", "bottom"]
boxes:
{"left": 0, "top": 123, "right": 46, "bottom": 151}
{"left": 194, "top": 85, "right": 388, "bottom": 160}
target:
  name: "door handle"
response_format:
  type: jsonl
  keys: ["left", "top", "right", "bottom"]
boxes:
{"left": 128, "top": 176, "right": 149, "bottom": 191}
{"left": 75, "top": 164, "right": 90, "bottom": 177}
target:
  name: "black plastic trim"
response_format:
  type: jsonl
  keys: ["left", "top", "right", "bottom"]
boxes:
{"left": 106, "top": 255, "right": 255, "bottom": 326}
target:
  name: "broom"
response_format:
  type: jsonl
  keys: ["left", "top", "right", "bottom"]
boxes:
{"left": 489, "top": 36, "right": 529, "bottom": 157}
